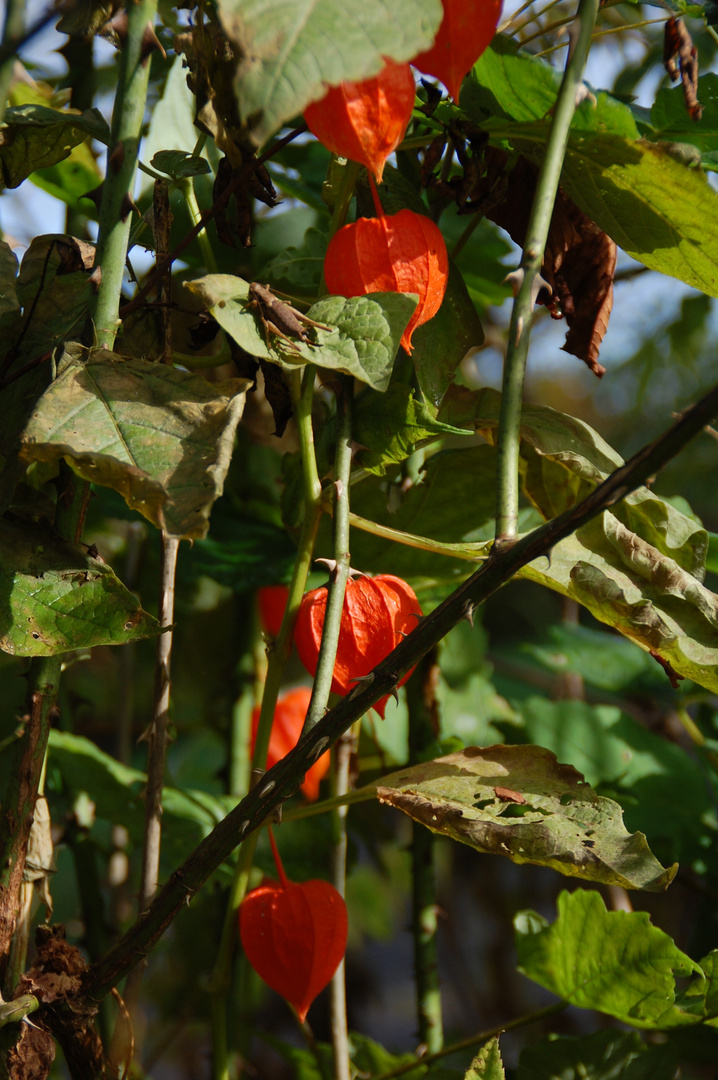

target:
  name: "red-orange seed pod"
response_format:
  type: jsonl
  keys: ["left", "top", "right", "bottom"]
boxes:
{"left": 240, "top": 832, "right": 347, "bottom": 1022}
{"left": 251, "top": 687, "right": 330, "bottom": 801}
{"left": 324, "top": 209, "right": 448, "bottom": 352}
{"left": 294, "top": 574, "right": 422, "bottom": 719}
{"left": 412, "top": 0, "right": 503, "bottom": 101}
{"left": 304, "top": 60, "right": 416, "bottom": 182}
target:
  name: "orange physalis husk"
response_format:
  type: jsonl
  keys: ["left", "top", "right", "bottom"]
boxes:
{"left": 294, "top": 574, "right": 422, "bottom": 718}
{"left": 304, "top": 60, "right": 416, "bottom": 182}
{"left": 251, "top": 687, "right": 330, "bottom": 801}
{"left": 239, "top": 831, "right": 348, "bottom": 1023}
{"left": 412, "top": 0, "right": 503, "bottom": 102}
{"left": 257, "top": 584, "right": 290, "bottom": 639}
{"left": 324, "top": 208, "right": 449, "bottom": 352}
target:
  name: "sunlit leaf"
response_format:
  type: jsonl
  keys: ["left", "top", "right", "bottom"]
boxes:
{"left": 515, "top": 889, "right": 710, "bottom": 1028}
{"left": 375, "top": 746, "right": 676, "bottom": 891}
{"left": 0, "top": 519, "right": 160, "bottom": 656}
{"left": 20, "top": 347, "right": 249, "bottom": 539}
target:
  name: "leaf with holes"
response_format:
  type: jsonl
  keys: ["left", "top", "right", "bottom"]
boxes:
{"left": 20, "top": 348, "right": 249, "bottom": 539}
{"left": 0, "top": 519, "right": 160, "bottom": 656}
{"left": 375, "top": 746, "right": 676, "bottom": 891}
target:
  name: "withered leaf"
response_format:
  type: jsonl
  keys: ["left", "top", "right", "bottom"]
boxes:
{"left": 8, "top": 1023, "right": 55, "bottom": 1080}
{"left": 664, "top": 17, "right": 702, "bottom": 122}
{"left": 495, "top": 786, "right": 526, "bottom": 804}
{"left": 472, "top": 148, "right": 616, "bottom": 376}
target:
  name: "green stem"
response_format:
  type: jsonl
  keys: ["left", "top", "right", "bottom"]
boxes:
{"left": 494, "top": 0, "right": 598, "bottom": 543}
{"left": 91, "top": 0, "right": 159, "bottom": 349}
{"left": 182, "top": 177, "right": 218, "bottom": 273}
{"left": 83, "top": 374, "right": 718, "bottom": 1002}
{"left": 303, "top": 377, "right": 353, "bottom": 733}
{"left": 209, "top": 365, "right": 324, "bottom": 1080}
{"left": 406, "top": 652, "right": 443, "bottom": 1054}
{"left": 329, "top": 718, "right": 358, "bottom": 1080}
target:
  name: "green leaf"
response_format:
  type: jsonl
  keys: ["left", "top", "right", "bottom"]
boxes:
{"left": 375, "top": 747, "right": 676, "bottom": 891}
{"left": 20, "top": 348, "right": 249, "bottom": 540}
{"left": 186, "top": 273, "right": 416, "bottom": 391}
{"left": 223, "top": 0, "right": 442, "bottom": 144}
{"left": 349, "top": 383, "right": 471, "bottom": 474}
{"left": 150, "top": 149, "right": 211, "bottom": 180}
{"left": 0, "top": 105, "right": 110, "bottom": 188}
{"left": 651, "top": 74, "right": 718, "bottom": 169}
{"left": 48, "top": 731, "right": 234, "bottom": 877}
{"left": 0, "top": 518, "right": 160, "bottom": 656}
{"left": 515, "top": 889, "right": 704, "bottom": 1028}
{"left": 501, "top": 126, "right": 718, "bottom": 297}
{"left": 465, "top": 1038, "right": 505, "bottom": 1080}
{"left": 504, "top": 698, "right": 717, "bottom": 869}
{"left": 463, "top": 36, "right": 639, "bottom": 138}
{"left": 517, "top": 1031, "right": 677, "bottom": 1080}
{"left": 410, "top": 260, "right": 484, "bottom": 407}
{"left": 307, "top": 293, "right": 417, "bottom": 390}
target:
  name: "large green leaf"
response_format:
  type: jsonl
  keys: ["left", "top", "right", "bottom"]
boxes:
{"left": 463, "top": 35, "right": 638, "bottom": 138}
{"left": 503, "top": 126, "right": 718, "bottom": 297}
{"left": 261, "top": 226, "right": 328, "bottom": 295}
{"left": 503, "top": 698, "right": 718, "bottom": 869}
{"left": 20, "top": 348, "right": 249, "bottom": 540}
{"left": 375, "top": 746, "right": 676, "bottom": 891}
{"left": 48, "top": 731, "right": 235, "bottom": 878}
{"left": 515, "top": 889, "right": 712, "bottom": 1028}
{"left": 222, "top": 0, "right": 442, "bottom": 144}
{"left": 185, "top": 274, "right": 417, "bottom": 391}
{"left": 0, "top": 105, "right": 109, "bottom": 188}
{"left": 0, "top": 518, "right": 160, "bottom": 656}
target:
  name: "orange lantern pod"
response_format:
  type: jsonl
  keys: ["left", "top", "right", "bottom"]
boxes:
{"left": 240, "top": 831, "right": 348, "bottom": 1023}
{"left": 412, "top": 0, "right": 503, "bottom": 101}
{"left": 324, "top": 208, "right": 448, "bottom": 353}
{"left": 294, "top": 574, "right": 422, "bottom": 719}
{"left": 304, "top": 60, "right": 416, "bottom": 182}
{"left": 251, "top": 687, "right": 330, "bottom": 801}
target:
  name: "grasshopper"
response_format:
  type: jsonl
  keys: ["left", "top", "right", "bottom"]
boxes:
{"left": 247, "top": 282, "right": 331, "bottom": 354}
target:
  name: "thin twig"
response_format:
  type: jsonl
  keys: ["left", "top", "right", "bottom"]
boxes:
{"left": 118, "top": 125, "right": 306, "bottom": 322}
{"left": 82, "top": 372, "right": 718, "bottom": 1004}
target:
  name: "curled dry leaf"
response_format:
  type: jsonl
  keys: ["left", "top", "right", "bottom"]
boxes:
{"left": 475, "top": 149, "right": 615, "bottom": 376}
{"left": 663, "top": 17, "right": 702, "bottom": 122}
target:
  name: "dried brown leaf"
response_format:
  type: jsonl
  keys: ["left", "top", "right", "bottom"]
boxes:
{"left": 8, "top": 1024, "right": 55, "bottom": 1080}
{"left": 664, "top": 17, "right": 703, "bottom": 121}
{"left": 473, "top": 149, "right": 616, "bottom": 376}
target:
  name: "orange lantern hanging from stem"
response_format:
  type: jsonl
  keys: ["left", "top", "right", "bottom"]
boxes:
{"left": 294, "top": 573, "right": 422, "bottom": 718}
{"left": 239, "top": 830, "right": 348, "bottom": 1023}
{"left": 324, "top": 182, "right": 448, "bottom": 353}
{"left": 304, "top": 60, "right": 416, "bottom": 182}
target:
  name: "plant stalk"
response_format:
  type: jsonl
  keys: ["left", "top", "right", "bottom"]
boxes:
{"left": 303, "top": 377, "right": 354, "bottom": 733}
{"left": 84, "top": 373, "right": 718, "bottom": 1001}
{"left": 406, "top": 651, "right": 443, "bottom": 1054}
{"left": 209, "top": 365, "right": 324, "bottom": 1080}
{"left": 91, "top": 0, "right": 159, "bottom": 349}
{"left": 494, "top": 0, "right": 599, "bottom": 543}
